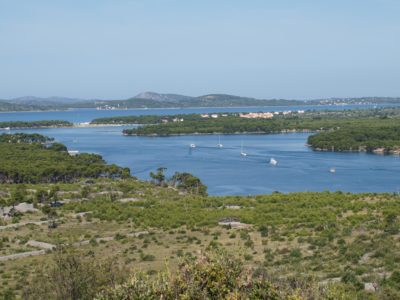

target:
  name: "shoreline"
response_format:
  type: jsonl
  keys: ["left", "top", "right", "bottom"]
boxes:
{"left": 122, "top": 129, "right": 318, "bottom": 137}
{"left": 312, "top": 147, "right": 400, "bottom": 155}
{"left": 0, "top": 103, "right": 394, "bottom": 114}
{"left": 0, "top": 123, "right": 135, "bottom": 130}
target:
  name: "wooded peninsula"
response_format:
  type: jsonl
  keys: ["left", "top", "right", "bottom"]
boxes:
{"left": 0, "top": 120, "right": 72, "bottom": 129}
{"left": 101, "top": 108, "right": 400, "bottom": 154}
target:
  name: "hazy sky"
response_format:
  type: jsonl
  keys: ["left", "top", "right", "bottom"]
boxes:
{"left": 1, "top": 0, "right": 400, "bottom": 99}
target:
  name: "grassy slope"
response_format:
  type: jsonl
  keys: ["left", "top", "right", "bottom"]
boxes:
{"left": 1, "top": 179, "right": 399, "bottom": 297}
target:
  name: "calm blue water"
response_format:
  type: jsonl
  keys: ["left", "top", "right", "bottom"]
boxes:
{"left": 8, "top": 125, "right": 400, "bottom": 195}
{"left": 0, "top": 104, "right": 398, "bottom": 123}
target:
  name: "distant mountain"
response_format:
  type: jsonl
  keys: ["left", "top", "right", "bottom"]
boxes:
{"left": 134, "top": 91, "right": 194, "bottom": 102}
{"left": 11, "top": 96, "right": 91, "bottom": 105}
{"left": 0, "top": 100, "right": 47, "bottom": 112}
{"left": 2, "top": 92, "right": 400, "bottom": 112}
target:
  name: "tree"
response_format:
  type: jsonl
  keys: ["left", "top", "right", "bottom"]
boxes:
{"left": 23, "top": 247, "right": 124, "bottom": 300}
{"left": 36, "top": 188, "right": 49, "bottom": 203}
{"left": 149, "top": 167, "right": 166, "bottom": 186}
{"left": 170, "top": 172, "right": 207, "bottom": 196}
{"left": 9, "top": 185, "right": 26, "bottom": 208}
{"left": 49, "top": 185, "right": 60, "bottom": 205}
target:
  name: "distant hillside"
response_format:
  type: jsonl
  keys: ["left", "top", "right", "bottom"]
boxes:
{"left": 11, "top": 96, "right": 86, "bottom": 104}
{"left": 134, "top": 91, "right": 193, "bottom": 102}
{"left": 94, "top": 92, "right": 303, "bottom": 109}
{"left": 0, "top": 100, "right": 47, "bottom": 112}
{"left": 2, "top": 92, "right": 400, "bottom": 111}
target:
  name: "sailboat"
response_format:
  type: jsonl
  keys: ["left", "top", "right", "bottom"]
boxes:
{"left": 217, "top": 136, "right": 223, "bottom": 148}
{"left": 240, "top": 141, "right": 247, "bottom": 156}
{"left": 269, "top": 158, "right": 278, "bottom": 166}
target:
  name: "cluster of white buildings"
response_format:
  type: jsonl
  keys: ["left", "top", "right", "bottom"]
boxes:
{"left": 239, "top": 112, "right": 274, "bottom": 119}
{"left": 161, "top": 117, "right": 184, "bottom": 123}
{"left": 239, "top": 110, "right": 305, "bottom": 119}
{"left": 200, "top": 113, "right": 227, "bottom": 118}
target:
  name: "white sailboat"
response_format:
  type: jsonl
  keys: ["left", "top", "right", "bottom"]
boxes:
{"left": 269, "top": 158, "right": 278, "bottom": 166}
{"left": 240, "top": 142, "right": 247, "bottom": 156}
{"left": 217, "top": 136, "right": 223, "bottom": 148}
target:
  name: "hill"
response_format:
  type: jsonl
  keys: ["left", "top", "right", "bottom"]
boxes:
{"left": 2, "top": 92, "right": 400, "bottom": 111}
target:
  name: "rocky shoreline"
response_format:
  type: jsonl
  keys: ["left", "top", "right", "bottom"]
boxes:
{"left": 311, "top": 146, "right": 400, "bottom": 155}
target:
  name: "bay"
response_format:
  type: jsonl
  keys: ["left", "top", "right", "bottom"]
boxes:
{"left": 9, "top": 125, "right": 400, "bottom": 196}
{"left": 0, "top": 104, "right": 397, "bottom": 123}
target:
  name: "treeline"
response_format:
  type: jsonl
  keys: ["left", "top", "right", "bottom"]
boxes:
{"left": 149, "top": 167, "right": 207, "bottom": 195}
{"left": 0, "top": 132, "right": 53, "bottom": 143}
{"left": 0, "top": 101, "right": 47, "bottom": 112}
{"left": 121, "top": 115, "right": 386, "bottom": 136}
{"left": 308, "top": 125, "right": 400, "bottom": 153}
{"left": 0, "top": 120, "right": 72, "bottom": 129}
{"left": 94, "top": 107, "right": 400, "bottom": 126}
{"left": 0, "top": 134, "right": 130, "bottom": 183}
{"left": 91, "top": 114, "right": 205, "bottom": 125}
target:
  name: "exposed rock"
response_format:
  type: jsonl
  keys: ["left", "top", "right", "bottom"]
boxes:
{"left": 364, "top": 282, "right": 377, "bottom": 292}
{"left": 225, "top": 205, "right": 242, "bottom": 210}
{"left": 118, "top": 197, "right": 140, "bottom": 203}
{"left": 26, "top": 240, "right": 56, "bottom": 250}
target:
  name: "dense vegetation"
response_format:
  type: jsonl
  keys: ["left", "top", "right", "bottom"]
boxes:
{"left": 119, "top": 109, "right": 398, "bottom": 136}
{"left": 0, "top": 134, "right": 130, "bottom": 183}
{"left": 91, "top": 114, "right": 205, "bottom": 125}
{"left": 0, "top": 101, "right": 49, "bottom": 112}
{"left": 0, "top": 120, "right": 72, "bottom": 129}
{"left": 24, "top": 248, "right": 360, "bottom": 300}
{"left": 0, "top": 133, "right": 53, "bottom": 143}
{"left": 308, "top": 125, "right": 400, "bottom": 153}
{"left": 1, "top": 178, "right": 400, "bottom": 299}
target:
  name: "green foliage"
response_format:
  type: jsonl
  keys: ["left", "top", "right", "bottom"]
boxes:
{"left": 97, "top": 250, "right": 284, "bottom": 300}
{"left": 119, "top": 108, "right": 400, "bottom": 136}
{"left": 308, "top": 122, "right": 400, "bottom": 153}
{"left": 0, "top": 134, "right": 130, "bottom": 184}
{"left": 23, "top": 247, "right": 125, "bottom": 300}
{"left": 149, "top": 167, "right": 167, "bottom": 186}
{"left": 0, "top": 133, "right": 53, "bottom": 143}
{"left": 170, "top": 172, "right": 208, "bottom": 196}
{"left": 0, "top": 120, "right": 72, "bottom": 129}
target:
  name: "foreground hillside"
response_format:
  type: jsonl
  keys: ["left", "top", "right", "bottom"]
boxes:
{"left": 0, "top": 134, "right": 399, "bottom": 299}
{"left": 1, "top": 179, "right": 400, "bottom": 299}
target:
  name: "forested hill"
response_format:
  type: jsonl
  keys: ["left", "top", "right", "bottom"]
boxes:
{"left": 2, "top": 92, "right": 400, "bottom": 111}
{"left": 308, "top": 125, "right": 400, "bottom": 154}
{"left": 119, "top": 108, "right": 400, "bottom": 136}
{"left": 0, "top": 120, "right": 72, "bottom": 129}
{"left": 0, "top": 133, "right": 130, "bottom": 183}
{"left": 0, "top": 100, "right": 49, "bottom": 112}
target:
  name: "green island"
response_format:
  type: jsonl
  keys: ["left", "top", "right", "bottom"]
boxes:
{"left": 0, "top": 134, "right": 400, "bottom": 299}
{"left": 0, "top": 120, "right": 73, "bottom": 130}
{"left": 0, "top": 133, "right": 129, "bottom": 183}
{"left": 308, "top": 125, "right": 400, "bottom": 154}
{"left": 95, "top": 108, "right": 400, "bottom": 154}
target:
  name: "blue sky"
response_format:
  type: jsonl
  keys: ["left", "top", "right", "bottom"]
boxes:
{"left": 1, "top": 0, "right": 400, "bottom": 99}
